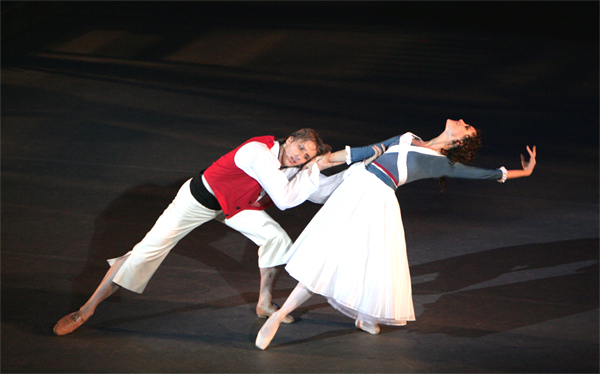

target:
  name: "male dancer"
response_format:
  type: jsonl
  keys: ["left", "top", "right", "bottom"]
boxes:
{"left": 54, "top": 128, "right": 336, "bottom": 335}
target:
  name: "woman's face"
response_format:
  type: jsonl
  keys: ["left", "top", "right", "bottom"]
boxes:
{"left": 445, "top": 119, "right": 477, "bottom": 143}
{"left": 279, "top": 137, "right": 318, "bottom": 167}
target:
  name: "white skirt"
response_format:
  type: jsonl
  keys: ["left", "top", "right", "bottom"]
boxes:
{"left": 285, "top": 164, "right": 415, "bottom": 325}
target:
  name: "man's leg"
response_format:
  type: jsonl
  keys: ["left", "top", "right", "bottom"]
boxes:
{"left": 223, "top": 210, "right": 294, "bottom": 323}
{"left": 258, "top": 265, "right": 283, "bottom": 312}
{"left": 54, "top": 179, "right": 219, "bottom": 335}
{"left": 54, "top": 256, "right": 125, "bottom": 335}
{"left": 256, "top": 265, "right": 295, "bottom": 323}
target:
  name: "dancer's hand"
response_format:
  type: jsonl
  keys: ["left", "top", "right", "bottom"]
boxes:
{"left": 521, "top": 145, "right": 536, "bottom": 175}
{"left": 311, "top": 152, "right": 345, "bottom": 171}
{"left": 365, "top": 144, "right": 386, "bottom": 166}
{"left": 251, "top": 194, "right": 273, "bottom": 208}
{"left": 506, "top": 145, "right": 537, "bottom": 180}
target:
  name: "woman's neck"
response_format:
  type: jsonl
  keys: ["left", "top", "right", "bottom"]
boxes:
{"left": 419, "top": 133, "right": 449, "bottom": 151}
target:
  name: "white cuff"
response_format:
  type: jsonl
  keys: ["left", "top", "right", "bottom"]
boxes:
{"left": 345, "top": 145, "right": 352, "bottom": 165}
{"left": 497, "top": 166, "right": 507, "bottom": 183}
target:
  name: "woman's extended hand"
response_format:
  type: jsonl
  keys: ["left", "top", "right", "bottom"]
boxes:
{"left": 521, "top": 145, "right": 536, "bottom": 175}
{"left": 506, "top": 145, "right": 537, "bottom": 180}
{"left": 365, "top": 144, "right": 386, "bottom": 166}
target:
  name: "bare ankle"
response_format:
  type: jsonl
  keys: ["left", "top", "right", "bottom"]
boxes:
{"left": 257, "top": 301, "right": 268, "bottom": 307}
{"left": 78, "top": 307, "right": 94, "bottom": 320}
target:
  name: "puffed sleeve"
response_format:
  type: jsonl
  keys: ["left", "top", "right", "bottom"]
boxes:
{"left": 307, "top": 169, "right": 349, "bottom": 204}
{"left": 235, "top": 142, "right": 320, "bottom": 210}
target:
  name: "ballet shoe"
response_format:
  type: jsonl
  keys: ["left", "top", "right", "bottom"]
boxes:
{"left": 255, "top": 330, "right": 274, "bottom": 350}
{"left": 256, "top": 303, "right": 294, "bottom": 324}
{"left": 255, "top": 316, "right": 282, "bottom": 350}
{"left": 355, "top": 319, "right": 380, "bottom": 335}
{"left": 53, "top": 311, "right": 86, "bottom": 336}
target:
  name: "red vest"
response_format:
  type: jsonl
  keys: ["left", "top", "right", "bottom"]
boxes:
{"left": 203, "top": 136, "right": 276, "bottom": 218}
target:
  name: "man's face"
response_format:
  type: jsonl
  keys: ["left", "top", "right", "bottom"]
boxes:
{"left": 279, "top": 137, "right": 318, "bottom": 167}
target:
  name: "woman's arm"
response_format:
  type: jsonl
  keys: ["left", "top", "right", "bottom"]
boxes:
{"left": 347, "top": 135, "right": 401, "bottom": 163}
{"left": 506, "top": 145, "right": 536, "bottom": 180}
{"left": 312, "top": 135, "right": 400, "bottom": 169}
{"left": 302, "top": 150, "right": 346, "bottom": 173}
{"left": 364, "top": 144, "right": 386, "bottom": 166}
{"left": 327, "top": 149, "right": 348, "bottom": 163}
{"left": 424, "top": 145, "right": 536, "bottom": 182}
{"left": 411, "top": 145, "right": 537, "bottom": 184}
{"left": 309, "top": 144, "right": 387, "bottom": 172}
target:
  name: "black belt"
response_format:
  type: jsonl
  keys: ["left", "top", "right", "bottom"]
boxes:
{"left": 189, "top": 170, "right": 221, "bottom": 210}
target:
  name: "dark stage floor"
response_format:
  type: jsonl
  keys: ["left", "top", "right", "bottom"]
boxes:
{"left": 2, "top": 2, "right": 598, "bottom": 373}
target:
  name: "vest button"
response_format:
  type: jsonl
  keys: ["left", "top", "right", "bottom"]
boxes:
{"left": 236, "top": 206, "right": 240, "bottom": 209}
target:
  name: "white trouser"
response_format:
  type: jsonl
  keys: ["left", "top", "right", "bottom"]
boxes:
{"left": 110, "top": 179, "right": 292, "bottom": 293}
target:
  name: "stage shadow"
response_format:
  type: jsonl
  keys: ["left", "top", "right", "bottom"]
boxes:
{"left": 64, "top": 179, "right": 284, "bottom": 324}
{"left": 409, "top": 238, "right": 599, "bottom": 337}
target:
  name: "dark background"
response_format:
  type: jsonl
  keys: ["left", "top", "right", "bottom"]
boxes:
{"left": 2, "top": 1, "right": 598, "bottom": 373}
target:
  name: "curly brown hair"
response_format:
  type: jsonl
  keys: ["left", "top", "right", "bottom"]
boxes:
{"left": 438, "top": 128, "right": 482, "bottom": 191}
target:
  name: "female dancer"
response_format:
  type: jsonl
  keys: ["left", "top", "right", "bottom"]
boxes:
{"left": 255, "top": 119, "right": 537, "bottom": 350}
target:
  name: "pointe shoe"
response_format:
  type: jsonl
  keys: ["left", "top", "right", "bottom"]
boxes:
{"left": 255, "top": 316, "right": 282, "bottom": 350}
{"left": 53, "top": 311, "right": 86, "bottom": 336}
{"left": 257, "top": 303, "right": 294, "bottom": 324}
{"left": 355, "top": 319, "right": 380, "bottom": 335}
{"left": 255, "top": 330, "right": 274, "bottom": 350}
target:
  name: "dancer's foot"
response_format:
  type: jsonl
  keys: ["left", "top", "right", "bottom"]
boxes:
{"left": 255, "top": 330, "right": 273, "bottom": 351}
{"left": 53, "top": 311, "right": 88, "bottom": 336}
{"left": 355, "top": 319, "right": 380, "bottom": 335}
{"left": 257, "top": 303, "right": 294, "bottom": 324}
{"left": 254, "top": 316, "right": 281, "bottom": 350}
{"left": 255, "top": 312, "right": 283, "bottom": 350}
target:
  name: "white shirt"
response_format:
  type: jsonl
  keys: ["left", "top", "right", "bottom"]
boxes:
{"left": 234, "top": 141, "right": 322, "bottom": 210}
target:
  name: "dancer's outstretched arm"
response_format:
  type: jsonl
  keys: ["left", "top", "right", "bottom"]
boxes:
{"left": 324, "top": 143, "right": 387, "bottom": 166}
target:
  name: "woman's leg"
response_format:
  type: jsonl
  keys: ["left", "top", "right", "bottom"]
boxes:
{"left": 255, "top": 282, "right": 313, "bottom": 350}
{"left": 355, "top": 320, "right": 380, "bottom": 335}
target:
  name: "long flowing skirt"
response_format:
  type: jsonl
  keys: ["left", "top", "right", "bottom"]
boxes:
{"left": 285, "top": 164, "right": 415, "bottom": 325}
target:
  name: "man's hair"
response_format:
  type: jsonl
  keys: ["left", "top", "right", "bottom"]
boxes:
{"left": 279, "top": 128, "right": 331, "bottom": 156}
